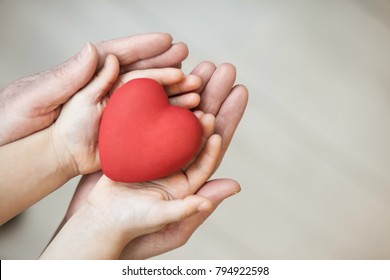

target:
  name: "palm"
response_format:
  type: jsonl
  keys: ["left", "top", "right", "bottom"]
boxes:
{"left": 67, "top": 109, "right": 219, "bottom": 215}
{"left": 87, "top": 166, "right": 210, "bottom": 238}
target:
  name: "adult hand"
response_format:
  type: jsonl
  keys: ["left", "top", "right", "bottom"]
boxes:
{"left": 121, "top": 62, "right": 249, "bottom": 259}
{"left": 0, "top": 33, "right": 188, "bottom": 146}
{"left": 192, "top": 62, "right": 248, "bottom": 169}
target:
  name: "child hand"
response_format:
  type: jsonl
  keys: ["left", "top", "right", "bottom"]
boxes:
{"left": 50, "top": 62, "right": 247, "bottom": 259}
{"left": 50, "top": 55, "right": 202, "bottom": 176}
{"left": 42, "top": 110, "right": 221, "bottom": 259}
{"left": 86, "top": 113, "right": 219, "bottom": 237}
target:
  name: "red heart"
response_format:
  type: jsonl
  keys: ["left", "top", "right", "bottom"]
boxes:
{"left": 98, "top": 78, "right": 202, "bottom": 182}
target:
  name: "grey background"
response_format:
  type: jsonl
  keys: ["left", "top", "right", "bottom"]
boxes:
{"left": 1, "top": 0, "right": 390, "bottom": 259}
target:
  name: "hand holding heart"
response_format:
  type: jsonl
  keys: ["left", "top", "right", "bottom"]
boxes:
{"left": 53, "top": 110, "right": 221, "bottom": 259}
{"left": 53, "top": 62, "right": 249, "bottom": 260}
{"left": 0, "top": 32, "right": 248, "bottom": 260}
{"left": 50, "top": 54, "right": 202, "bottom": 176}
{"left": 0, "top": 33, "right": 188, "bottom": 147}
{"left": 44, "top": 106, "right": 221, "bottom": 259}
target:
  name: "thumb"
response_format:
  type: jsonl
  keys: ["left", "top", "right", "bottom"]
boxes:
{"left": 0, "top": 43, "right": 99, "bottom": 146}
{"left": 29, "top": 42, "right": 99, "bottom": 106}
{"left": 153, "top": 195, "right": 212, "bottom": 227}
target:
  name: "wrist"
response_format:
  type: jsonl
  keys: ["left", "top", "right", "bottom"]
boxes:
{"left": 43, "top": 202, "right": 128, "bottom": 259}
{"left": 82, "top": 198, "right": 132, "bottom": 248}
{"left": 48, "top": 125, "right": 80, "bottom": 178}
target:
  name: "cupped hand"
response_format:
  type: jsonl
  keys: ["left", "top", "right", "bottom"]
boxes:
{"left": 50, "top": 54, "right": 202, "bottom": 176}
{"left": 119, "top": 61, "right": 249, "bottom": 258}
{"left": 0, "top": 33, "right": 187, "bottom": 146}
{"left": 84, "top": 113, "right": 221, "bottom": 244}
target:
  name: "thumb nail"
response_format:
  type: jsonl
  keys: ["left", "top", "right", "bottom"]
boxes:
{"left": 77, "top": 42, "right": 92, "bottom": 61}
{"left": 228, "top": 189, "right": 241, "bottom": 198}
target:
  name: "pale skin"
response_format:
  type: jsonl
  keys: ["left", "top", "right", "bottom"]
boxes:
{"left": 0, "top": 54, "right": 202, "bottom": 225}
{"left": 1, "top": 53, "right": 224, "bottom": 259}
{"left": 0, "top": 33, "right": 192, "bottom": 225}
{"left": 0, "top": 33, "right": 249, "bottom": 259}
{"left": 53, "top": 62, "right": 249, "bottom": 260}
{"left": 0, "top": 33, "right": 189, "bottom": 146}
{"left": 41, "top": 113, "right": 221, "bottom": 259}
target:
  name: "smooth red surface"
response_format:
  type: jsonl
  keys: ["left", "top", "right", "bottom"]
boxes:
{"left": 99, "top": 78, "right": 202, "bottom": 182}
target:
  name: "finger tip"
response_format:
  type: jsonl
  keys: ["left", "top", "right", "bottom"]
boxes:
{"left": 193, "top": 110, "right": 205, "bottom": 119}
{"left": 220, "top": 62, "right": 236, "bottom": 71}
{"left": 192, "top": 93, "right": 201, "bottom": 106}
{"left": 218, "top": 63, "right": 237, "bottom": 79}
{"left": 211, "top": 133, "right": 222, "bottom": 144}
{"left": 161, "top": 32, "right": 173, "bottom": 40}
{"left": 149, "top": 32, "right": 173, "bottom": 44}
{"left": 190, "top": 74, "right": 202, "bottom": 88}
{"left": 199, "top": 61, "right": 217, "bottom": 71}
{"left": 231, "top": 84, "right": 249, "bottom": 107}
{"left": 190, "top": 61, "right": 217, "bottom": 77}
{"left": 104, "top": 54, "right": 119, "bottom": 67}
{"left": 199, "top": 113, "right": 216, "bottom": 131}
{"left": 197, "top": 199, "right": 213, "bottom": 212}
{"left": 174, "top": 42, "right": 189, "bottom": 58}
{"left": 228, "top": 179, "right": 241, "bottom": 195}
{"left": 202, "top": 113, "right": 216, "bottom": 122}
{"left": 79, "top": 42, "right": 99, "bottom": 70}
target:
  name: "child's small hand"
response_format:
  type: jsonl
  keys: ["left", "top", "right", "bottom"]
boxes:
{"left": 86, "top": 113, "right": 219, "bottom": 239}
{"left": 50, "top": 55, "right": 202, "bottom": 176}
{"left": 42, "top": 110, "right": 221, "bottom": 259}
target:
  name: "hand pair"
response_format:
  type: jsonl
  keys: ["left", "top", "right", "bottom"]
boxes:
{"left": 0, "top": 33, "right": 248, "bottom": 259}
{"left": 42, "top": 53, "right": 247, "bottom": 259}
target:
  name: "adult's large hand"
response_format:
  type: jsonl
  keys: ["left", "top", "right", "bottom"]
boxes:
{"left": 120, "top": 62, "right": 248, "bottom": 259}
{"left": 192, "top": 62, "right": 248, "bottom": 169}
{"left": 0, "top": 33, "right": 188, "bottom": 146}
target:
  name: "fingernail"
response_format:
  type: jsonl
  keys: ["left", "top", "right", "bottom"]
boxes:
{"left": 228, "top": 189, "right": 241, "bottom": 198}
{"left": 78, "top": 42, "right": 92, "bottom": 61}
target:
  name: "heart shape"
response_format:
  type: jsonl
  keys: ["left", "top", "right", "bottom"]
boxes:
{"left": 99, "top": 78, "right": 202, "bottom": 182}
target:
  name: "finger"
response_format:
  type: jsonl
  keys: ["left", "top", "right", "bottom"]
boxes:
{"left": 80, "top": 54, "right": 120, "bottom": 102}
{"left": 110, "top": 68, "right": 184, "bottom": 94}
{"left": 185, "top": 134, "right": 222, "bottom": 193}
{"left": 175, "top": 179, "right": 241, "bottom": 243}
{"left": 193, "top": 112, "right": 216, "bottom": 141}
{"left": 165, "top": 74, "right": 201, "bottom": 96}
{"left": 121, "top": 42, "right": 189, "bottom": 72}
{"left": 95, "top": 33, "right": 173, "bottom": 69}
{"left": 193, "top": 110, "right": 205, "bottom": 119}
{"left": 199, "top": 113, "right": 216, "bottom": 140}
{"left": 190, "top": 61, "right": 217, "bottom": 93}
{"left": 215, "top": 84, "right": 249, "bottom": 167}
{"left": 182, "top": 112, "right": 215, "bottom": 170}
{"left": 118, "top": 179, "right": 240, "bottom": 260}
{"left": 197, "top": 63, "right": 237, "bottom": 115}
{"left": 168, "top": 93, "right": 200, "bottom": 109}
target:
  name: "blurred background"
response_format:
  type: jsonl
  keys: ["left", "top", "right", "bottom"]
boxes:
{"left": 1, "top": 0, "right": 390, "bottom": 259}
